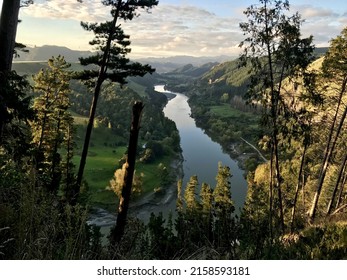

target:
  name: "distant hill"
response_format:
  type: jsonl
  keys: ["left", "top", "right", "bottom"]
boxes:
{"left": 199, "top": 47, "right": 329, "bottom": 89}
{"left": 14, "top": 45, "right": 93, "bottom": 62}
{"left": 168, "top": 62, "right": 219, "bottom": 78}
{"left": 138, "top": 55, "right": 235, "bottom": 73}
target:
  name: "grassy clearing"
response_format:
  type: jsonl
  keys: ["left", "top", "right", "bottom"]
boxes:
{"left": 209, "top": 104, "right": 258, "bottom": 120}
{"left": 73, "top": 123, "right": 125, "bottom": 209}
{"left": 72, "top": 115, "right": 170, "bottom": 209}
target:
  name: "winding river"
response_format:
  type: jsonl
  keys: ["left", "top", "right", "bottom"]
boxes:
{"left": 156, "top": 85, "right": 248, "bottom": 214}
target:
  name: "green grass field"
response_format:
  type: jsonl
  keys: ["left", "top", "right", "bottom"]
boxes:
{"left": 209, "top": 104, "right": 258, "bottom": 120}
{"left": 72, "top": 114, "right": 170, "bottom": 210}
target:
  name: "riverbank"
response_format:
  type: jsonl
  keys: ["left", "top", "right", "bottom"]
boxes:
{"left": 87, "top": 154, "right": 184, "bottom": 228}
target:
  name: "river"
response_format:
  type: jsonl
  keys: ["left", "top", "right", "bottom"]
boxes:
{"left": 156, "top": 85, "right": 248, "bottom": 213}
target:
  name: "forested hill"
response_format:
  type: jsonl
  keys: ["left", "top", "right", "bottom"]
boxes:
{"left": 164, "top": 46, "right": 328, "bottom": 96}
{"left": 13, "top": 45, "right": 93, "bottom": 62}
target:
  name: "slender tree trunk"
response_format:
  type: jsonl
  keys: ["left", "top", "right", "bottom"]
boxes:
{"left": 309, "top": 96, "right": 347, "bottom": 222}
{"left": 110, "top": 101, "right": 143, "bottom": 245}
{"left": 38, "top": 111, "right": 48, "bottom": 152}
{"left": 0, "top": 0, "right": 21, "bottom": 141}
{"left": 290, "top": 143, "right": 307, "bottom": 232}
{"left": 273, "top": 134, "right": 285, "bottom": 233}
{"left": 335, "top": 170, "right": 347, "bottom": 209}
{"left": 269, "top": 146, "right": 274, "bottom": 242}
{"left": 264, "top": 1, "right": 284, "bottom": 234}
{"left": 74, "top": 79, "right": 102, "bottom": 201}
{"left": 50, "top": 114, "right": 62, "bottom": 193}
{"left": 326, "top": 153, "right": 347, "bottom": 215}
{"left": 65, "top": 123, "right": 73, "bottom": 202}
{"left": 74, "top": 1, "right": 122, "bottom": 203}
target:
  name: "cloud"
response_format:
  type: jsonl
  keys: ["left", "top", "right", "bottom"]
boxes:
{"left": 295, "top": 5, "right": 337, "bottom": 19}
{"left": 291, "top": 4, "right": 346, "bottom": 47}
{"left": 121, "top": 4, "right": 245, "bottom": 57}
{"left": 21, "top": 0, "right": 110, "bottom": 21}
{"left": 17, "top": 1, "right": 347, "bottom": 58}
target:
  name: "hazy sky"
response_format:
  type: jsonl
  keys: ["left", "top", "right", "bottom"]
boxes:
{"left": 2, "top": 0, "right": 347, "bottom": 58}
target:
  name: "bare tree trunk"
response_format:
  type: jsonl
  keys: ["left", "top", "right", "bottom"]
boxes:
{"left": 290, "top": 143, "right": 307, "bottom": 232}
{"left": 326, "top": 153, "right": 347, "bottom": 215}
{"left": 0, "top": 0, "right": 21, "bottom": 141}
{"left": 110, "top": 101, "right": 143, "bottom": 245}
{"left": 0, "top": 0, "right": 20, "bottom": 73}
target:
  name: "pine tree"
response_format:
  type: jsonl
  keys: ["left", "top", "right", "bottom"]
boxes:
{"left": 200, "top": 182, "right": 213, "bottom": 215}
{"left": 74, "top": 0, "right": 158, "bottom": 202}
{"left": 213, "top": 162, "right": 234, "bottom": 215}
{"left": 30, "top": 55, "right": 73, "bottom": 194}
{"left": 184, "top": 175, "right": 199, "bottom": 211}
{"left": 212, "top": 162, "right": 236, "bottom": 254}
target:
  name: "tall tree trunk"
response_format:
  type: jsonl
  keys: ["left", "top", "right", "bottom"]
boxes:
{"left": 0, "top": 0, "right": 21, "bottom": 141}
{"left": 309, "top": 99, "right": 347, "bottom": 222}
{"left": 110, "top": 101, "right": 143, "bottom": 245}
{"left": 273, "top": 134, "right": 285, "bottom": 233}
{"left": 50, "top": 114, "right": 63, "bottom": 193}
{"left": 335, "top": 170, "right": 347, "bottom": 209}
{"left": 269, "top": 148, "right": 274, "bottom": 242}
{"left": 74, "top": 1, "right": 122, "bottom": 203}
{"left": 264, "top": 1, "right": 284, "bottom": 234}
{"left": 0, "top": 0, "right": 20, "bottom": 73}
{"left": 290, "top": 143, "right": 307, "bottom": 233}
{"left": 326, "top": 153, "right": 347, "bottom": 215}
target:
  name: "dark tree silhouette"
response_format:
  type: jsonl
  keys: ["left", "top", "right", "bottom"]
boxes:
{"left": 73, "top": 0, "right": 158, "bottom": 203}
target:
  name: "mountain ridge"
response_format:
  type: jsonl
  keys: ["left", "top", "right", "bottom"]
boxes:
{"left": 14, "top": 45, "right": 236, "bottom": 73}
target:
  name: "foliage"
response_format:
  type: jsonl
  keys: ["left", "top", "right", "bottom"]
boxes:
{"left": 30, "top": 55, "right": 76, "bottom": 195}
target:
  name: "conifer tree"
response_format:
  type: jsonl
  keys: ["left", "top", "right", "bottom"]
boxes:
{"left": 0, "top": 0, "right": 33, "bottom": 141}
{"left": 30, "top": 55, "right": 73, "bottom": 193}
{"left": 200, "top": 182, "right": 213, "bottom": 215}
{"left": 184, "top": 175, "right": 199, "bottom": 211}
{"left": 213, "top": 162, "right": 234, "bottom": 215}
{"left": 74, "top": 0, "right": 158, "bottom": 202}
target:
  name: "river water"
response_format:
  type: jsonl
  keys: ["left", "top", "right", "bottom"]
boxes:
{"left": 157, "top": 85, "right": 248, "bottom": 213}
{"left": 87, "top": 85, "right": 248, "bottom": 228}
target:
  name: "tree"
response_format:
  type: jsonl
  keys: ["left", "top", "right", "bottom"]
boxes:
{"left": 30, "top": 55, "right": 73, "bottom": 194}
{"left": 0, "top": 0, "right": 33, "bottom": 140}
{"left": 213, "top": 162, "right": 234, "bottom": 215}
{"left": 74, "top": 0, "right": 158, "bottom": 202}
{"left": 110, "top": 101, "right": 144, "bottom": 245}
{"left": 0, "top": 0, "right": 20, "bottom": 141}
{"left": 220, "top": 93, "right": 229, "bottom": 103}
{"left": 200, "top": 182, "right": 213, "bottom": 215}
{"left": 239, "top": 0, "right": 314, "bottom": 232}
{"left": 308, "top": 27, "right": 347, "bottom": 221}
{"left": 184, "top": 175, "right": 199, "bottom": 211}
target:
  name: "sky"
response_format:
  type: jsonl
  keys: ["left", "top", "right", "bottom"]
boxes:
{"left": 1, "top": 0, "right": 347, "bottom": 58}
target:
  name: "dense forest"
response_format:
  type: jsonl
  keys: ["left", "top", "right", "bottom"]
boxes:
{"left": 1, "top": 0, "right": 347, "bottom": 260}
